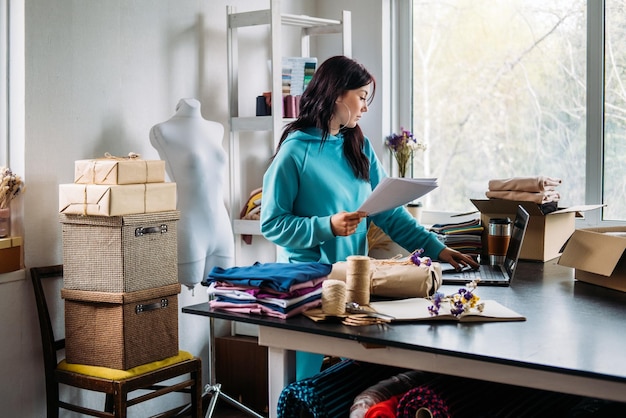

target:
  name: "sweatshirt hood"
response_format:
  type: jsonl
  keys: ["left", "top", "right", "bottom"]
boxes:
{"left": 283, "top": 127, "right": 342, "bottom": 145}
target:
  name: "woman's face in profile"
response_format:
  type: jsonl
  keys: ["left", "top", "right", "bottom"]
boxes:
{"left": 333, "top": 84, "right": 371, "bottom": 130}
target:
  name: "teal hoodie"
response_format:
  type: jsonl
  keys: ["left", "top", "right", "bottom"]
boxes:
{"left": 260, "top": 127, "right": 445, "bottom": 264}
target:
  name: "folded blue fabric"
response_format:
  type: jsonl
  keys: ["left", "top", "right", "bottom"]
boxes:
{"left": 206, "top": 261, "right": 332, "bottom": 292}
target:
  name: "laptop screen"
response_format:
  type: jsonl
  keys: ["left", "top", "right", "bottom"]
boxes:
{"left": 503, "top": 205, "right": 530, "bottom": 278}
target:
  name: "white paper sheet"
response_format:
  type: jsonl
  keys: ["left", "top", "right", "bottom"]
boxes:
{"left": 358, "top": 177, "right": 438, "bottom": 215}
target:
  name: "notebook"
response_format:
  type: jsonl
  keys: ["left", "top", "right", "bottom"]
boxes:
{"left": 441, "top": 204, "right": 530, "bottom": 286}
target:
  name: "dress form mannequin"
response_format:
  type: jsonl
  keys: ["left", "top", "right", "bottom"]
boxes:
{"left": 150, "top": 98, "right": 234, "bottom": 290}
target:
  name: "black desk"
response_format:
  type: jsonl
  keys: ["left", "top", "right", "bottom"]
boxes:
{"left": 183, "top": 261, "right": 626, "bottom": 418}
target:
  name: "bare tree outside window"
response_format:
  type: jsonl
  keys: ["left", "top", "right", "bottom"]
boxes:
{"left": 411, "top": 0, "right": 590, "bottom": 213}
{"left": 604, "top": 0, "right": 626, "bottom": 221}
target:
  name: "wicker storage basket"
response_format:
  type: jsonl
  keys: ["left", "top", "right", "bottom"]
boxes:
{"left": 60, "top": 211, "right": 180, "bottom": 292}
{"left": 62, "top": 283, "right": 180, "bottom": 370}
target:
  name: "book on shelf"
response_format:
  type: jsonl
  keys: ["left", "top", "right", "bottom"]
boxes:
{"left": 282, "top": 57, "right": 318, "bottom": 96}
{"left": 368, "top": 298, "right": 526, "bottom": 323}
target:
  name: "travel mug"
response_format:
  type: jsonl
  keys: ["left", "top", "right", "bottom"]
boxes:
{"left": 488, "top": 218, "right": 511, "bottom": 265}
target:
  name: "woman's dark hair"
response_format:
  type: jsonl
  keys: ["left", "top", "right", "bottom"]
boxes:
{"left": 275, "top": 55, "right": 376, "bottom": 181}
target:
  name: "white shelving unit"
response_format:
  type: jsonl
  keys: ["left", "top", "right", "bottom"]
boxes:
{"left": 226, "top": 0, "right": 351, "bottom": 262}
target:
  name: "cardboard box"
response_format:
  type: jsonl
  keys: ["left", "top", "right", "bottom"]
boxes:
{"left": 74, "top": 157, "right": 166, "bottom": 185}
{"left": 215, "top": 335, "right": 268, "bottom": 414}
{"left": 59, "top": 182, "right": 176, "bottom": 216}
{"left": 60, "top": 211, "right": 179, "bottom": 293}
{"left": 62, "top": 283, "right": 180, "bottom": 369}
{"left": 470, "top": 199, "right": 602, "bottom": 262}
{"left": 0, "top": 236, "right": 22, "bottom": 274}
{"left": 558, "top": 227, "right": 626, "bottom": 292}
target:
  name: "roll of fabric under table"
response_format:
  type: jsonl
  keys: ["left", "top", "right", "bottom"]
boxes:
{"left": 396, "top": 375, "right": 585, "bottom": 418}
{"left": 277, "top": 359, "right": 407, "bottom": 418}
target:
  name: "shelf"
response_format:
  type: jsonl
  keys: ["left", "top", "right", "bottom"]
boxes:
{"left": 228, "top": 10, "right": 341, "bottom": 30}
{"left": 281, "top": 13, "right": 341, "bottom": 28}
{"left": 0, "top": 269, "right": 26, "bottom": 284}
{"left": 233, "top": 219, "right": 262, "bottom": 236}
{"left": 231, "top": 116, "right": 297, "bottom": 132}
{"left": 227, "top": 2, "right": 351, "bottom": 264}
{"left": 231, "top": 116, "right": 273, "bottom": 132}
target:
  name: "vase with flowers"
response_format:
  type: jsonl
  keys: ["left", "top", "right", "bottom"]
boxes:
{"left": 384, "top": 128, "right": 426, "bottom": 178}
{"left": 0, "top": 167, "right": 25, "bottom": 238}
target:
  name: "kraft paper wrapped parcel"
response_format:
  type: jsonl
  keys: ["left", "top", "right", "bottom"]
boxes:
{"left": 59, "top": 182, "right": 177, "bottom": 216}
{"left": 74, "top": 157, "right": 166, "bottom": 185}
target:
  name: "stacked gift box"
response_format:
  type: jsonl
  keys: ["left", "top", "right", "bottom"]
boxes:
{"left": 58, "top": 155, "right": 181, "bottom": 370}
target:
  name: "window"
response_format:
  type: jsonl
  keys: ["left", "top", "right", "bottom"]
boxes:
{"left": 1, "top": 0, "right": 24, "bottom": 171}
{"left": 1, "top": 0, "right": 8, "bottom": 166}
{"left": 603, "top": 0, "right": 626, "bottom": 221}
{"left": 406, "top": 0, "right": 624, "bottom": 223}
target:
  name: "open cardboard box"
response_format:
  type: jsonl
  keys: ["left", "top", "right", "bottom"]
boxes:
{"left": 470, "top": 199, "right": 603, "bottom": 262}
{"left": 558, "top": 227, "right": 626, "bottom": 292}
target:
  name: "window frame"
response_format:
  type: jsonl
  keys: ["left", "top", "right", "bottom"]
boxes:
{"left": 1, "top": 0, "right": 25, "bottom": 172}
{"left": 395, "top": 0, "right": 620, "bottom": 227}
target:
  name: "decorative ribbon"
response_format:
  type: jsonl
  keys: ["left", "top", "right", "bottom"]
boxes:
{"left": 104, "top": 151, "right": 141, "bottom": 160}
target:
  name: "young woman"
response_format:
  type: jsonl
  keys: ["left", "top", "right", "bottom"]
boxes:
{"left": 261, "top": 55, "right": 477, "bottom": 270}
{"left": 261, "top": 55, "right": 478, "bottom": 378}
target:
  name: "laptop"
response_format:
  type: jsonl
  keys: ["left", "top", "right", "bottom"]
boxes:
{"left": 441, "top": 204, "right": 530, "bottom": 286}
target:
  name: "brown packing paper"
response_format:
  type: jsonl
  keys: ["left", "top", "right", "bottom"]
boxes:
{"left": 74, "top": 158, "right": 166, "bottom": 185}
{"left": 59, "top": 182, "right": 177, "bottom": 216}
{"left": 329, "top": 259, "right": 442, "bottom": 298}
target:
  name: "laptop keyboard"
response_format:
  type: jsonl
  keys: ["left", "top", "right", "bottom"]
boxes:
{"left": 461, "top": 267, "right": 505, "bottom": 282}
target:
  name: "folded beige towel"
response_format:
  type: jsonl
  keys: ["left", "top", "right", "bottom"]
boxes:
{"left": 488, "top": 176, "right": 562, "bottom": 193}
{"left": 485, "top": 190, "right": 561, "bottom": 204}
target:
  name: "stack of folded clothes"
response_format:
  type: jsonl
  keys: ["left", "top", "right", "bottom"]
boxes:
{"left": 203, "top": 262, "right": 331, "bottom": 319}
{"left": 486, "top": 176, "right": 562, "bottom": 204}
{"left": 429, "top": 219, "right": 483, "bottom": 258}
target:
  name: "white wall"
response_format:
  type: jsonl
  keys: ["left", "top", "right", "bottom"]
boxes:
{"left": 0, "top": 0, "right": 386, "bottom": 416}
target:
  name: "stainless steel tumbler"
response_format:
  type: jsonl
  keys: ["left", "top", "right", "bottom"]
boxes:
{"left": 488, "top": 218, "right": 511, "bottom": 265}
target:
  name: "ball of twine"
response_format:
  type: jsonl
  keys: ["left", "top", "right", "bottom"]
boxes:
{"left": 322, "top": 279, "right": 347, "bottom": 315}
{"left": 345, "top": 255, "right": 372, "bottom": 306}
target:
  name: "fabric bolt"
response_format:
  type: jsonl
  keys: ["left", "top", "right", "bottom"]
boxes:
{"left": 397, "top": 384, "right": 451, "bottom": 418}
{"left": 363, "top": 395, "right": 399, "bottom": 418}
{"left": 394, "top": 375, "right": 585, "bottom": 418}
{"left": 351, "top": 370, "right": 430, "bottom": 418}
{"left": 206, "top": 261, "right": 332, "bottom": 292}
{"left": 276, "top": 359, "right": 407, "bottom": 418}
{"left": 488, "top": 176, "right": 562, "bottom": 192}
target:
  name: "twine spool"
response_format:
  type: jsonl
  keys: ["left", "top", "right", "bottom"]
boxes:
{"left": 322, "top": 279, "right": 347, "bottom": 315}
{"left": 345, "top": 255, "right": 372, "bottom": 306}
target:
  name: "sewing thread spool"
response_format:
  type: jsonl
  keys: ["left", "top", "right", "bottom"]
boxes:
{"left": 345, "top": 255, "right": 371, "bottom": 306}
{"left": 321, "top": 279, "right": 347, "bottom": 315}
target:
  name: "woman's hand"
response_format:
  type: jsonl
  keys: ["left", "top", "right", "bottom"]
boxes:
{"left": 331, "top": 211, "right": 367, "bottom": 236}
{"left": 437, "top": 247, "right": 480, "bottom": 271}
